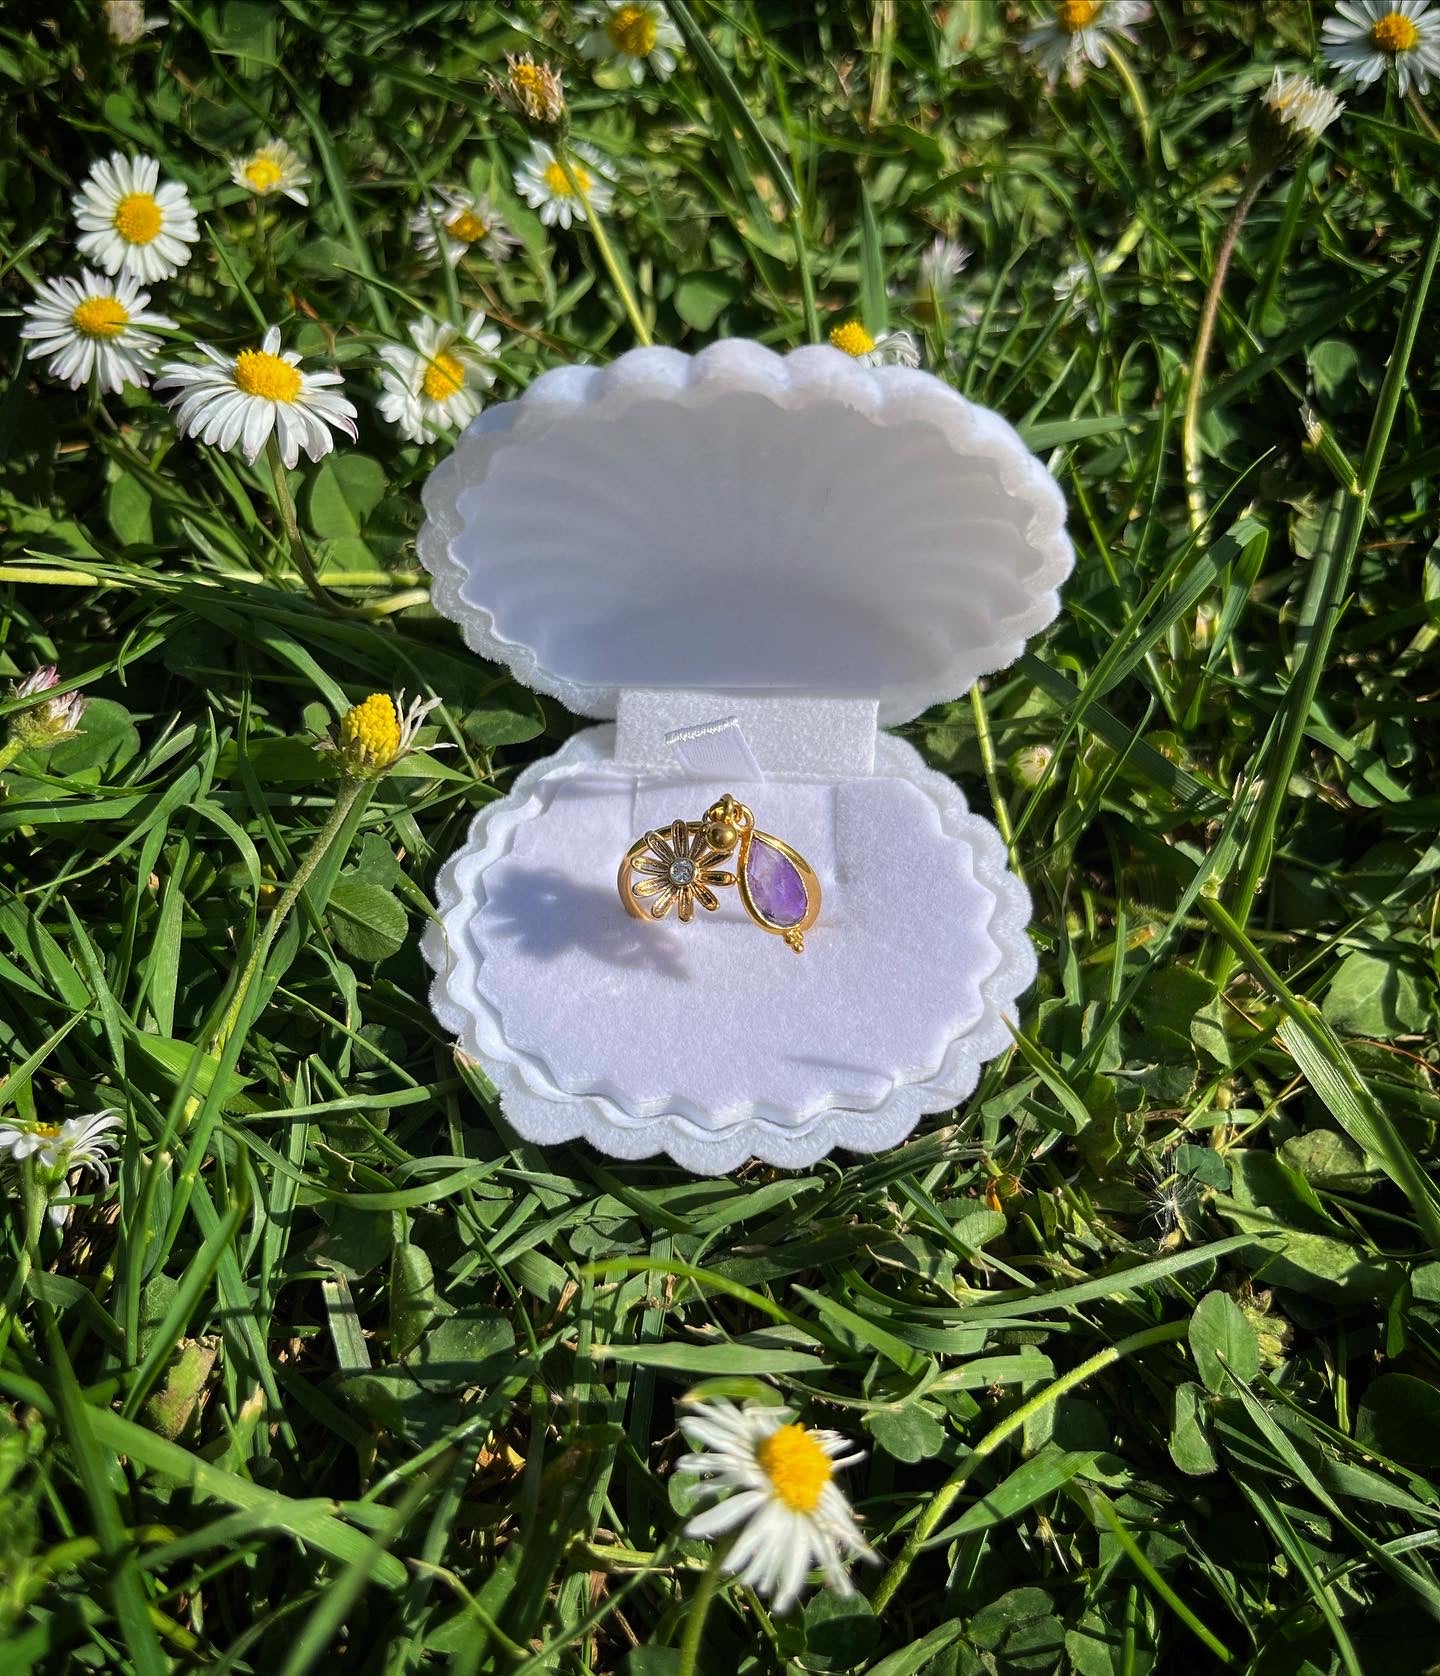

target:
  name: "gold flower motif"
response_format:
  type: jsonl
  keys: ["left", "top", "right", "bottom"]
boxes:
{"left": 630, "top": 819, "right": 736, "bottom": 922}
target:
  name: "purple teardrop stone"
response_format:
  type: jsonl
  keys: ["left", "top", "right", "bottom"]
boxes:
{"left": 744, "top": 835, "right": 809, "bottom": 928}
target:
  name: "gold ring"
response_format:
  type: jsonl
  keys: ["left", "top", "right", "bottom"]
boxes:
{"left": 618, "top": 793, "right": 821, "bottom": 953}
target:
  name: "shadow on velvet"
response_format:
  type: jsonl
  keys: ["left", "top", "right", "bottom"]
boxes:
{"left": 479, "top": 863, "right": 693, "bottom": 978}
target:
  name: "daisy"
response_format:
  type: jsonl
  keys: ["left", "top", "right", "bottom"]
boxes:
{"left": 514, "top": 140, "right": 616, "bottom": 229}
{"left": 154, "top": 325, "right": 358, "bottom": 469}
{"left": 1321, "top": 0, "right": 1440, "bottom": 95}
{"left": 675, "top": 1399, "right": 876, "bottom": 1615}
{"left": 231, "top": 137, "right": 310, "bottom": 206}
{"left": 827, "top": 320, "right": 921, "bottom": 368}
{"left": 72, "top": 152, "right": 200, "bottom": 284}
{"left": 20, "top": 269, "right": 173, "bottom": 394}
{"left": 1010, "top": 743, "right": 1055, "bottom": 789}
{"left": 315, "top": 691, "right": 445, "bottom": 779}
{"left": 377, "top": 312, "right": 501, "bottom": 444}
{"left": 0, "top": 1110, "right": 123, "bottom": 1227}
{"left": 1251, "top": 70, "right": 1344, "bottom": 167}
{"left": 577, "top": 1, "right": 683, "bottom": 83}
{"left": 1021, "top": 0, "right": 1151, "bottom": 91}
{"left": 409, "top": 188, "right": 520, "bottom": 268}
{"left": 7, "top": 666, "right": 88, "bottom": 751}
{"left": 104, "top": 0, "right": 165, "bottom": 43}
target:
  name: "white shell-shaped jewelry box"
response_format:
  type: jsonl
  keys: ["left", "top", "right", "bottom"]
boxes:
{"left": 418, "top": 340, "right": 1073, "bottom": 1173}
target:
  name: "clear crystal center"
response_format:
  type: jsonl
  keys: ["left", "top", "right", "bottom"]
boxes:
{"left": 669, "top": 859, "right": 697, "bottom": 885}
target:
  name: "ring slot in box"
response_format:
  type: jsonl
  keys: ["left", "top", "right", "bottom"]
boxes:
{"left": 418, "top": 340, "right": 1072, "bottom": 1173}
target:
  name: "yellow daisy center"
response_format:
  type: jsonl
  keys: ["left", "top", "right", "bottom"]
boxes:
{"left": 607, "top": 3, "right": 658, "bottom": 55}
{"left": 829, "top": 320, "right": 876, "bottom": 357}
{"left": 445, "top": 208, "right": 489, "bottom": 244}
{"left": 543, "top": 159, "right": 588, "bottom": 198}
{"left": 1372, "top": 11, "right": 1419, "bottom": 52}
{"left": 33, "top": 1122, "right": 63, "bottom": 1139}
{"left": 1056, "top": 0, "right": 1099, "bottom": 31}
{"left": 113, "top": 191, "right": 163, "bottom": 244}
{"left": 511, "top": 61, "right": 548, "bottom": 101}
{"left": 233, "top": 348, "right": 303, "bottom": 403}
{"left": 71, "top": 296, "right": 131, "bottom": 339}
{"left": 244, "top": 157, "right": 284, "bottom": 192}
{"left": 756, "top": 1424, "right": 833, "bottom": 1514}
{"left": 422, "top": 351, "right": 466, "bottom": 402}
{"left": 339, "top": 693, "right": 401, "bottom": 766}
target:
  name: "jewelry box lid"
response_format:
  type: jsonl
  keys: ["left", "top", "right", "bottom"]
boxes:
{"left": 417, "top": 339, "right": 1072, "bottom": 727}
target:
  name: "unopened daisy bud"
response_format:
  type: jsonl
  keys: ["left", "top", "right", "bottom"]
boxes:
{"left": 317, "top": 690, "right": 444, "bottom": 779}
{"left": 917, "top": 235, "right": 971, "bottom": 296}
{"left": 7, "top": 667, "right": 89, "bottom": 751}
{"left": 827, "top": 321, "right": 921, "bottom": 368}
{"left": 104, "top": 0, "right": 165, "bottom": 44}
{"left": 1249, "top": 70, "right": 1343, "bottom": 172}
{"left": 1010, "top": 743, "right": 1054, "bottom": 789}
{"left": 496, "top": 53, "right": 568, "bottom": 129}
{"left": 13, "top": 665, "right": 59, "bottom": 700}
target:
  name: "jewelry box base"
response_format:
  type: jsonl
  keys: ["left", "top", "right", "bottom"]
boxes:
{"left": 423, "top": 728, "right": 1035, "bottom": 1174}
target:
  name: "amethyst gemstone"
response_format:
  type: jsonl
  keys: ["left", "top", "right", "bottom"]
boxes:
{"left": 744, "top": 835, "right": 809, "bottom": 927}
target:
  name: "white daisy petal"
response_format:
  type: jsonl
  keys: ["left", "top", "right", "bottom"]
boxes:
{"left": 685, "top": 1490, "right": 770, "bottom": 1539}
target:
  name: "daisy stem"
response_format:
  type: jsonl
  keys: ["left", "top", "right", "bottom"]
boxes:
{"left": 870, "top": 1319, "right": 1189, "bottom": 1612}
{"left": 676, "top": 1537, "right": 733, "bottom": 1676}
{"left": 264, "top": 435, "right": 332, "bottom": 605}
{"left": 263, "top": 437, "right": 384, "bottom": 617}
{"left": 1106, "top": 45, "right": 1153, "bottom": 163}
{"left": 253, "top": 197, "right": 276, "bottom": 293}
{"left": 1180, "top": 167, "right": 1269, "bottom": 534}
{"left": 212, "top": 776, "right": 369, "bottom": 1054}
{"left": 1406, "top": 85, "right": 1440, "bottom": 141}
{"left": 969, "top": 683, "right": 1018, "bottom": 868}
{"left": 792, "top": 214, "right": 821, "bottom": 344}
{"left": 0, "top": 738, "right": 27, "bottom": 777}
{"left": 0, "top": 1161, "right": 48, "bottom": 1361}
{"left": 556, "top": 147, "right": 653, "bottom": 347}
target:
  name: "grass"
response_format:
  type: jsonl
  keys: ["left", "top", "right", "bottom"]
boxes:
{"left": 3, "top": 0, "right": 1440, "bottom": 1670}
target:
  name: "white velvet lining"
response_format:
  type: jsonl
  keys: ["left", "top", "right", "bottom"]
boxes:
{"left": 423, "top": 727, "right": 1036, "bottom": 1172}
{"left": 615, "top": 689, "right": 878, "bottom": 776}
